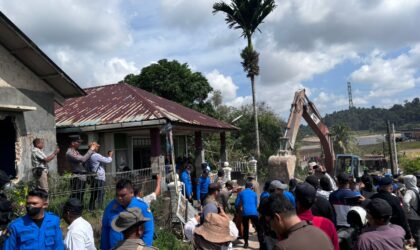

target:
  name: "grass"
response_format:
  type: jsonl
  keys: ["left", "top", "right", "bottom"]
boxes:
{"left": 357, "top": 140, "right": 420, "bottom": 155}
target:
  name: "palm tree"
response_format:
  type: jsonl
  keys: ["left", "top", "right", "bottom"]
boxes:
{"left": 331, "top": 124, "right": 357, "bottom": 154}
{"left": 213, "top": 0, "right": 276, "bottom": 159}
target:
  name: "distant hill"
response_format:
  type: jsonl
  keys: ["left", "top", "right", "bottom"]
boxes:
{"left": 323, "top": 97, "right": 420, "bottom": 131}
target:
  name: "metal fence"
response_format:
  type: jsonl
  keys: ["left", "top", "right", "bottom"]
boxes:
{"left": 47, "top": 168, "right": 156, "bottom": 214}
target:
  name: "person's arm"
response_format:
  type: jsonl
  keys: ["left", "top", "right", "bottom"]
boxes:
{"left": 44, "top": 148, "right": 60, "bottom": 163}
{"left": 3, "top": 225, "right": 17, "bottom": 250}
{"left": 101, "top": 208, "right": 110, "bottom": 250}
{"left": 141, "top": 205, "right": 154, "bottom": 246}
{"left": 67, "top": 145, "right": 95, "bottom": 163}
{"left": 154, "top": 175, "right": 162, "bottom": 197}
{"left": 93, "top": 153, "right": 113, "bottom": 164}
{"left": 403, "top": 192, "right": 413, "bottom": 213}
{"left": 197, "top": 178, "right": 201, "bottom": 201}
{"left": 184, "top": 216, "right": 199, "bottom": 241}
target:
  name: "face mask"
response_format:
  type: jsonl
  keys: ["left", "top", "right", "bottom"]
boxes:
{"left": 26, "top": 206, "right": 42, "bottom": 217}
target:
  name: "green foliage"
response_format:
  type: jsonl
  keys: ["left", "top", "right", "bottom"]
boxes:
{"left": 212, "top": 0, "right": 277, "bottom": 44}
{"left": 400, "top": 157, "right": 420, "bottom": 174}
{"left": 4, "top": 181, "right": 29, "bottom": 217}
{"left": 123, "top": 59, "right": 215, "bottom": 116}
{"left": 331, "top": 124, "right": 357, "bottom": 154}
{"left": 153, "top": 229, "right": 192, "bottom": 250}
{"left": 323, "top": 98, "right": 420, "bottom": 131}
{"left": 241, "top": 46, "right": 260, "bottom": 77}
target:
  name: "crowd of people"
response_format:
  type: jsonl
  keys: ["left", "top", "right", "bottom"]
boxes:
{"left": 1, "top": 134, "right": 419, "bottom": 250}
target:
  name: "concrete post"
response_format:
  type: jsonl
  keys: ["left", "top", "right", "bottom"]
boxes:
{"left": 150, "top": 128, "right": 161, "bottom": 174}
{"left": 220, "top": 132, "right": 227, "bottom": 164}
{"left": 194, "top": 131, "right": 204, "bottom": 175}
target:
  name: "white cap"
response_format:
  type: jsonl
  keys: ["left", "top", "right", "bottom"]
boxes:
{"left": 223, "top": 162, "right": 229, "bottom": 167}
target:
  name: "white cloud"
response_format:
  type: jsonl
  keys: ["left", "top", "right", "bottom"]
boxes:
{"left": 206, "top": 70, "right": 238, "bottom": 102}
{"left": 226, "top": 96, "right": 252, "bottom": 108}
{"left": 351, "top": 45, "right": 420, "bottom": 97}
{"left": 93, "top": 58, "right": 138, "bottom": 85}
{"left": 0, "top": 0, "right": 132, "bottom": 52}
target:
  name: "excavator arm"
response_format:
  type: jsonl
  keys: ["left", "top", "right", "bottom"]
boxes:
{"left": 277, "top": 89, "right": 335, "bottom": 174}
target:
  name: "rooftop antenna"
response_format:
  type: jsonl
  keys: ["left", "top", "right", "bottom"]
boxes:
{"left": 347, "top": 81, "right": 354, "bottom": 109}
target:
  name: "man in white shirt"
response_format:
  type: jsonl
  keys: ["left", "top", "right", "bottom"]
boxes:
{"left": 62, "top": 198, "right": 96, "bottom": 250}
{"left": 135, "top": 175, "right": 162, "bottom": 207}
{"left": 87, "top": 142, "right": 112, "bottom": 211}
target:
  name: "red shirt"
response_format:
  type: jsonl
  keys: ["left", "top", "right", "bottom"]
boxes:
{"left": 298, "top": 209, "right": 339, "bottom": 250}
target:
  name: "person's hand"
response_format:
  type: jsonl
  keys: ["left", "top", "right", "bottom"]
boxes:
{"left": 89, "top": 144, "right": 96, "bottom": 151}
{"left": 157, "top": 174, "right": 162, "bottom": 181}
{"left": 358, "top": 196, "right": 366, "bottom": 202}
{"left": 108, "top": 151, "right": 113, "bottom": 157}
{"left": 54, "top": 147, "right": 60, "bottom": 154}
{"left": 195, "top": 213, "right": 201, "bottom": 222}
{"left": 406, "top": 238, "right": 415, "bottom": 247}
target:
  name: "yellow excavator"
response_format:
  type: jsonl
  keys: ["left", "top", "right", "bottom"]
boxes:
{"left": 268, "top": 89, "right": 362, "bottom": 181}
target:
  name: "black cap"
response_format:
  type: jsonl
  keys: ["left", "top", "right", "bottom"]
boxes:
{"left": 63, "top": 198, "right": 83, "bottom": 215}
{"left": 378, "top": 176, "right": 393, "bottom": 186}
{"left": 69, "top": 135, "right": 83, "bottom": 143}
{"left": 305, "top": 175, "right": 319, "bottom": 189}
{"left": 295, "top": 182, "right": 317, "bottom": 203}
{"left": 337, "top": 172, "right": 350, "bottom": 184}
{"left": 365, "top": 198, "right": 392, "bottom": 219}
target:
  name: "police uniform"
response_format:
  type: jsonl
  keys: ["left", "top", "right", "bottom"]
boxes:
{"left": 101, "top": 199, "right": 154, "bottom": 250}
{"left": 113, "top": 239, "right": 157, "bottom": 250}
{"left": 3, "top": 212, "right": 64, "bottom": 250}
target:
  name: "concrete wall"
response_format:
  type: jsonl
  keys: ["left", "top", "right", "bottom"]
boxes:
{"left": 0, "top": 44, "right": 58, "bottom": 181}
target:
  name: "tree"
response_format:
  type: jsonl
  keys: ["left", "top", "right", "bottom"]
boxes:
{"left": 213, "top": 0, "right": 276, "bottom": 159}
{"left": 331, "top": 124, "right": 357, "bottom": 154}
{"left": 123, "top": 59, "right": 215, "bottom": 116}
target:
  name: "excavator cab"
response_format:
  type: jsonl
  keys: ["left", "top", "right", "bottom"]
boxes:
{"left": 335, "top": 154, "right": 363, "bottom": 178}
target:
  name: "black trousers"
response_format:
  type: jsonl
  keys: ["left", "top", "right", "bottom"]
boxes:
{"left": 70, "top": 176, "right": 86, "bottom": 202}
{"left": 409, "top": 219, "right": 420, "bottom": 249}
{"left": 242, "top": 215, "right": 261, "bottom": 244}
{"left": 89, "top": 179, "right": 104, "bottom": 210}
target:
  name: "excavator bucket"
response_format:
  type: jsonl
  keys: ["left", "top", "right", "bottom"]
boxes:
{"left": 268, "top": 154, "right": 296, "bottom": 182}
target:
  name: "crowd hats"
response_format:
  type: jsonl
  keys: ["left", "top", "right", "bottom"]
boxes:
{"left": 111, "top": 207, "right": 150, "bottom": 232}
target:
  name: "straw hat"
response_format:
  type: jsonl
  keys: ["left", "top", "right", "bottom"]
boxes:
{"left": 194, "top": 213, "right": 235, "bottom": 243}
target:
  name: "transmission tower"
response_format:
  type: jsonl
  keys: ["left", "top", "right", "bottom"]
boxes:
{"left": 347, "top": 81, "right": 354, "bottom": 109}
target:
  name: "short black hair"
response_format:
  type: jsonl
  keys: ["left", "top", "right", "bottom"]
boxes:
{"left": 133, "top": 183, "right": 143, "bottom": 196}
{"left": 263, "top": 181, "right": 271, "bottom": 192}
{"left": 264, "top": 193, "right": 295, "bottom": 218}
{"left": 217, "top": 169, "right": 225, "bottom": 177}
{"left": 116, "top": 179, "right": 133, "bottom": 191}
{"left": 208, "top": 183, "right": 220, "bottom": 195}
{"left": 27, "top": 189, "right": 48, "bottom": 201}
{"left": 245, "top": 181, "right": 253, "bottom": 189}
{"left": 319, "top": 176, "right": 332, "bottom": 191}
{"left": 63, "top": 198, "right": 83, "bottom": 215}
{"left": 32, "top": 138, "right": 42, "bottom": 147}
{"left": 305, "top": 175, "right": 319, "bottom": 189}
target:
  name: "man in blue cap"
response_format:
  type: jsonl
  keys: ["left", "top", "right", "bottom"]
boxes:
{"left": 197, "top": 163, "right": 211, "bottom": 205}
{"left": 371, "top": 176, "right": 414, "bottom": 244}
{"left": 101, "top": 179, "right": 154, "bottom": 250}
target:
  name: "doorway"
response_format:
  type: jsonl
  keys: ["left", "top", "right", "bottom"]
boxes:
{"left": 0, "top": 116, "right": 17, "bottom": 177}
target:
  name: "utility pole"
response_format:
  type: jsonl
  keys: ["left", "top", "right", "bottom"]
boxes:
{"left": 387, "top": 121, "right": 396, "bottom": 175}
{"left": 392, "top": 123, "right": 399, "bottom": 170}
{"left": 347, "top": 82, "right": 354, "bottom": 109}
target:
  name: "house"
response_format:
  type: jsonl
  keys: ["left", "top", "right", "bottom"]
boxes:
{"left": 55, "top": 83, "right": 236, "bottom": 175}
{"left": 0, "top": 12, "right": 85, "bottom": 180}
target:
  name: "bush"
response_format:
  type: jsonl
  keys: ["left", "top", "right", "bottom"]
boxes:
{"left": 153, "top": 229, "right": 191, "bottom": 250}
{"left": 400, "top": 157, "right": 420, "bottom": 174}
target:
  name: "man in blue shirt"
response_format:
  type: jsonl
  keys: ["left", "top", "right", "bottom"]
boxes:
{"left": 101, "top": 179, "right": 154, "bottom": 249}
{"left": 4, "top": 189, "right": 64, "bottom": 250}
{"left": 180, "top": 164, "right": 193, "bottom": 201}
{"left": 235, "top": 181, "right": 261, "bottom": 248}
{"left": 329, "top": 172, "right": 362, "bottom": 228}
{"left": 197, "top": 165, "right": 211, "bottom": 204}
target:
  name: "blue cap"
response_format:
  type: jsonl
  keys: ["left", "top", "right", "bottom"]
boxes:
{"left": 378, "top": 177, "right": 393, "bottom": 186}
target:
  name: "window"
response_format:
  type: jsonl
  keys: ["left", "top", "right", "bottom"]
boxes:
{"left": 132, "top": 137, "right": 151, "bottom": 170}
{"left": 114, "top": 134, "right": 129, "bottom": 171}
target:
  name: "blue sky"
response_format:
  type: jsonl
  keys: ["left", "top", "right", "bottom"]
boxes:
{"left": 1, "top": 0, "right": 420, "bottom": 119}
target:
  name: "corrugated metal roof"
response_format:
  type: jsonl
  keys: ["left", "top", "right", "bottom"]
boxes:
{"left": 55, "top": 83, "right": 237, "bottom": 130}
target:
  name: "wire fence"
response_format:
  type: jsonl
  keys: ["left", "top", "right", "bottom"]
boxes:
{"left": 47, "top": 168, "right": 156, "bottom": 214}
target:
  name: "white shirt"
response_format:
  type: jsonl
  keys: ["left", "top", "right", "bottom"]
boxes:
{"left": 137, "top": 192, "right": 157, "bottom": 207}
{"left": 64, "top": 217, "right": 96, "bottom": 250}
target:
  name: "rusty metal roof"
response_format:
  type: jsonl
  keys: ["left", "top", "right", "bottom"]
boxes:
{"left": 55, "top": 83, "right": 237, "bottom": 131}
